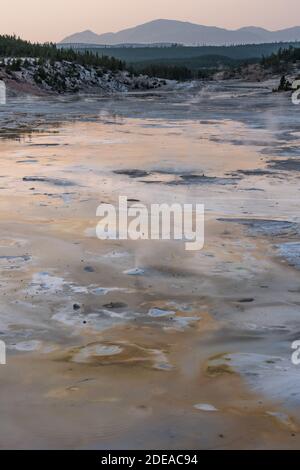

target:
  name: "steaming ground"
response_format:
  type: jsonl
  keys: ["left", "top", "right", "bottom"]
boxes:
{"left": 0, "top": 82, "right": 300, "bottom": 449}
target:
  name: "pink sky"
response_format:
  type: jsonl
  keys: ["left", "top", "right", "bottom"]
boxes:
{"left": 1, "top": 0, "right": 300, "bottom": 43}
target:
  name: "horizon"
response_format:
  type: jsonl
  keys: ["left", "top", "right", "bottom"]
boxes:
{"left": 1, "top": 0, "right": 300, "bottom": 43}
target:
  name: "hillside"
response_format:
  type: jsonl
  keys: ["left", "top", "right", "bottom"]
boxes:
{"left": 0, "top": 35, "right": 167, "bottom": 94}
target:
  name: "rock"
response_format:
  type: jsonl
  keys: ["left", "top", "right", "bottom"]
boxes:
{"left": 84, "top": 266, "right": 95, "bottom": 273}
{"left": 102, "top": 302, "right": 128, "bottom": 309}
{"left": 194, "top": 404, "right": 218, "bottom": 412}
{"left": 124, "top": 268, "right": 145, "bottom": 276}
{"left": 148, "top": 308, "right": 176, "bottom": 318}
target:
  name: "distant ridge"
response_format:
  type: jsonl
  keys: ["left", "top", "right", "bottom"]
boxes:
{"left": 60, "top": 19, "right": 300, "bottom": 46}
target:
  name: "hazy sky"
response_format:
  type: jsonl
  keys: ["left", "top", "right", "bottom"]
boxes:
{"left": 1, "top": 0, "right": 300, "bottom": 42}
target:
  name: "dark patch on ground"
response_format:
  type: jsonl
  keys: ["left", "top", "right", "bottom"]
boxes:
{"left": 261, "top": 146, "right": 300, "bottom": 158}
{"left": 27, "top": 143, "right": 68, "bottom": 147}
{"left": 167, "top": 174, "right": 241, "bottom": 186}
{"left": 102, "top": 302, "right": 128, "bottom": 309}
{"left": 113, "top": 168, "right": 241, "bottom": 186}
{"left": 23, "top": 176, "right": 76, "bottom": 186}
{"left": 267, "top": 159, "right": 300, "bottom": 171}
{"left": 234, "top": 169, "right": 276, "bottom": 176}
{"left": 217, "top": 218, "right": 300, "bottom": 237}
{"left": 241, "top": 188, "right": 265, "bottom": 192}
{"left": 114, "top": 169, "right": 150, "bottom": 178}
{"left": 84, "top": 266, "right": 95, "bottom": 273}
{"left": 0, "top": 255, "right": 31, "bottom": 261}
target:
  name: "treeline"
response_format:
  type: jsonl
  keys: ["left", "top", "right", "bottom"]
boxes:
{"left": 131, "top": 64, "right": 215, "bottom": 81}
{"left": 0, "top": 35, "right": 125, "bottom": 70}
{"left": 134, "top": 64, "right": 193, "bottom": 80}
{"left": 69, "top": 42, "right": 300, "bottom": 63}
{"left": 261, "top": 46, "right": 300, "bottom": 70}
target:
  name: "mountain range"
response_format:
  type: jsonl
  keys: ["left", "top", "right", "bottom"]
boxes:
{"left": 60, "top": 19, "right": 300, "bottom": 46}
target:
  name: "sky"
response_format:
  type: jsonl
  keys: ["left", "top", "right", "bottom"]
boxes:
{"left": 1, "top": 0, "right": 300, "bottom": 43}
